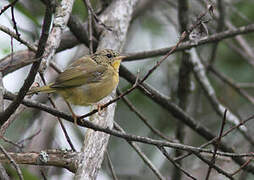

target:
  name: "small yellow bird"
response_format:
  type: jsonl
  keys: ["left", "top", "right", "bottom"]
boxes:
{"left": 28, "top": 49, "right": 125, "bottom": 123}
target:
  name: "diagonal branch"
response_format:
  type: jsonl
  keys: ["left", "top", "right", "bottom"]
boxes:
{"left": 0, "top": 4, "right": 52, "bottom": 125}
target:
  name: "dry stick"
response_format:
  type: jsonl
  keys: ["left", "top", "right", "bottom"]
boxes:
{"left": 196, "top": 51, "right": 254, "bottom": 146}
{"left": 208, "top": 66, "right": 254, "bottom": 105}
{"left": 0, "top": 25, "right": 37, "bottom": 52}
{"left": 67, "top": 15, "right": 98, "bottom": 50}
{"left": 40, "top": 169, "right": 47, "bottom": 180}
{"left": 49, "top": 98, "right": 76, "bottom": 152}
{"left": 133, "top": 5, "right": 213, "bottom": 86}
{"left": 88, "top": 8, "right": 93, "bottom": 54}
{"left": 208, "top": 0, "right": 225, "bottom": 65}
{"left": 114, "top": 123, "right": 165, "bottom": 180}
{"left": 39, "top": 73, "right": 76, "bottom": 152}
{"left": 174, "top": 113, "right": 254, "bottom": 162}
{"left": 105, "top": 150, "right": 118, "bottom": 180}
{"left": 192, "top": 151, "right": 234, "bottom": 180}
{"left": 0, "top": 144, "right": 24, "bottom": 180}
{"left": 2, "top": 130, "right": 40, "bottom": 152}
{"left": 0, "top": 136, "right": 22, "bottom": 149}
{"left": 3, "top": 23, "right": 254, "bottom": 76}
{"left": 225, "top": 40, "right": 254, "bottom": 70}
{"left": 191, "top": 49, "right": 248, "bottom": 133}
{"left": 0, "top": 5, "right": 52, "bottom": 125}
{"left": 117, "top": 89, "right": 172, "bottom": 142}
{"left": 0, "top": 72, "right": 3, "bottom": 113}
{"left": 119, "top": 66, "right": 254, "bottom": 173}
{"left": 0, "top": 106, "right": 26, "bottom": 136}
{"left": 174, "top": 0, "right": 191, "bottom": 178}
{"left": 10, "top": 4, "right": 20, "bottom": 40}
{"left": 205, "top": 110, "right": 227, "bottom": 180}
{"left": 83, "top": 0, "right": 94, "bottom": 54}
{"left": 226, "top": 21, "right": 254, "bottom": 67}
{"left": 227, "top": 3, "right": 251, "bottom": 23}
{"left": 2, "top": 136, "right": 21, "bottom": 149}
{"left": 231, "top": 157, "right": 254, "bottom": 177}
{"left": 0, "top": 149, "right": 77, "bottom": 172}
{"left": 237, "top": 82, "right": 254, "bottom": 89}
{"left": 4, "top": 91, "right": 254, "bottom": 159}
{"left": 0, "top": 0, "right": 18, "bottom": 15}
{"left": 123, "top": 23, "right": 254, "bottom": 62}
{"left": 158, "top": 146, "right": 197, "bottom": 180}
{"left": 16, "top": 129, "right": 41, "bottom": 148}
{"left": 82, "top": 0, "right": 111, "bottom": 31}
{"left": 197, "top": 0, "right": 254, "bottom": 68}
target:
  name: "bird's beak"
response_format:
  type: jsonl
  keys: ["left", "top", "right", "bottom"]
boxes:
{"left": 115, "top": 56, "right": 126, "bottom": 61}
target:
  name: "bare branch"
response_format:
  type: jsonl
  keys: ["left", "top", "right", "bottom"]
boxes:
{"left": 114, "top": 123, "right": 165, "bottom": 180}
{"left": 205, "top": 110, "right": 227, "bottom": 180}
{"left": 105, "top": 150, "right": 118, "bottom": 180}
{"left": 158, "top": 146, "right": 197, "bottom": 180}
{"left": 0, "top": 4, "right": 52, "bottom": 125}
{"left": 0, "top": 149, "right": 78, "bottom": 172}
{"left": 4, "top": 91, "right": 254, "bottom": 160}
{"left": 0, "top": 144, "right": 24, "bottom": 180}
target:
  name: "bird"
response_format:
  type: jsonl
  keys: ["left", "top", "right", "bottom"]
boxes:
{"left": 28, "top": 49, "right": 125, "bottom": 124}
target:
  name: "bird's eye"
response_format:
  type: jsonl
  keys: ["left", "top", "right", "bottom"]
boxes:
{"left": 106, "top": 54, "right": 113, "bottom": 58}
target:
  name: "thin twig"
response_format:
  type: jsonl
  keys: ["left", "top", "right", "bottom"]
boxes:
{"left": 105, "top": 150, "right": 118, "bottom": 180}
{"left": 39, "top": 73, "right": 76, "bottom": 151}
{"left": 0, "top": 72, "right": 4, "bottom": 113}
{"left": 174, "top": 0, "right": 191, "bottom": 178}
{"left": 16, "top": 129, "right": 41, "bottom": 147}
{"left": 158, "top": 146, "right": 197, "bottom": 180}
{"left": 0, "top": 0, "right": 18, "bottom": 15}
{"left": 114, "top": 123, "right": 165, "bottom": 180}
{"left": 4, "top": 91, "right": 254, "bottom": 159}
{"left": 82, "top": 0, "right": 112, "bottom": 31}
{"left": 117, "top": 89, "right": 172, "bottom": 142}
{"left": 205, "top": 109, "right": 227, "bottom": 180}
{"left": 208, "top": 65, "right": 254, "bottom": 104}
{"left": 123, "top": 23, "right": 254, "bottom": 62}
{"left": 83, "top": 0, "right": 94, "bottom": 54}
{"left": 0, "top": 136, "right": 23, "bottom": 149}
{"left": 0, "top": 5, "right": 52, "bottom": 125}
{"left": 0, "top": 106, "right": 26, "bottom": 136}
{"left": 208, "top": 0, "right": 225, "bottom": 65}
{"left": 193, "top": 151, "right": 234, "bottom": 180}
{"left": 191, "top": 49, "right": 247, "bottom": 132}
{"left": 174, "top": 113, "right": 254, "bottom": 162}
{"left": 10, "top": 5, "right": 20, "bottom": 40}
{"left": 231, "top": 157, "right": 254, "bottom": 177}
{"left": 0, "top": 144, "right": 24, "bottom": 180}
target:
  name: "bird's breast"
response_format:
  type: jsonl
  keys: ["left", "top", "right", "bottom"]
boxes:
{"left": 59, "top": 70, "right": 119, "bottom": 106}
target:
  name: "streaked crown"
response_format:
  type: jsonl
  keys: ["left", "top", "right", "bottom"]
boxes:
{"left": 92, "top": 49, "right": 120, "bottom": 64}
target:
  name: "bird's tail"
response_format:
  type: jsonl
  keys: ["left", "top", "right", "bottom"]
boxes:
{"left": 27, "top": 84, "right": 56, "bottom": 95}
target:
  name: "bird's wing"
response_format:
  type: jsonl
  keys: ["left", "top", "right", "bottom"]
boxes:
{"left": 51, "top": 57, "right": 107, "bottom": 88}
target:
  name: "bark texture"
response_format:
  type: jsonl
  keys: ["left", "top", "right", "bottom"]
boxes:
{"left": 74, "top": 1, "right": 139, "bottom": 179}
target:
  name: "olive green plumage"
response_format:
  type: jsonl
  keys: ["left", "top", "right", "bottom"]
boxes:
{"left": 28, "top": 49, "right": 125, "bottom": 106}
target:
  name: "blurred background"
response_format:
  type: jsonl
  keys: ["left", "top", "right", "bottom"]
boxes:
{"left": 1, "top": 0, "right": 254, "bottom": 179}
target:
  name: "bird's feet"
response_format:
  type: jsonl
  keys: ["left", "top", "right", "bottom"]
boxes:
{"left": 97, "top": 104, "right": 106, "bottom": 116}
{"left": 72, "top": 114, "right": 80, "bottom": 125}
